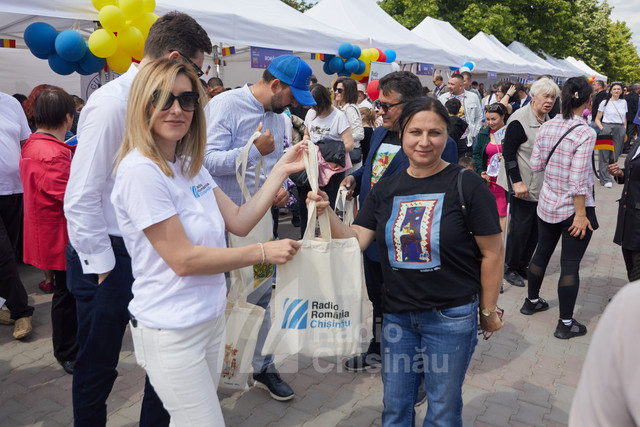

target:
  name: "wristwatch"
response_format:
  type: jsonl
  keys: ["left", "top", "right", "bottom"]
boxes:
{"left": 481, "top": 306, "right": 498, "bottom": 317}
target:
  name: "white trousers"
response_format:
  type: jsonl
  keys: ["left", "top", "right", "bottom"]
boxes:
{"left": 130, "top": 314, "right": 226, "bottom": 427}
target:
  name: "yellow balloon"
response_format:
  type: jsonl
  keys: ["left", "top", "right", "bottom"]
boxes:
{"left": 119, "top": 0, "right": 144, "bottom": 21}
{"left": 364, "top": 62, "right": 371, "bottom": 76}
{"left": 132, "top": 48, "right": 144, "bottom": 61}
{"left": 131, "top": 13, "right": 159, "bottom": 37}
{"left": 99, "top": 5, "right": 126, "bottom": 33}
{"left": 88, "top": 29, "right": 118, "bottom": 58}
{"left": 117, "top": 25, "right": 144, "bottom": 54}
{"left": 107, "top": 47, "right": 132, "bottom": 73}
{"left": 91, "top": 0, "right": 116, "bottom": 12}
{"left": 142, "top": 0, "right": 155, "bottom": 14}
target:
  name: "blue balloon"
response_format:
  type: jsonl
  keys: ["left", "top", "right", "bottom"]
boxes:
{"left": 463, "top": 61, "right": 475, "bottom": 71}
{"left": 55, "top": 30, "right": 86, "bottom": 62}
{"left": 30, "top": 48, "right": 50, "bottom": 60}
{"left": 449, "top": 66, "right": 459, "bottom": 71}
{"left": 338, "top": 71, "right": 351, "bottom": 77}
{"left": 344, "top": 57, "right": 359, "bottom": 74}
{"left": 351, "top": 45, "right": 361, "bottom": 59}
{"left": 338, "top": 42, "right": 353, "bottom": 59}
{"left": 356, "top": 59, "right": 366, "bottom": 75}
{"left": 77, "top": 49, "right": 106, "bottom": 74}
{"left": 384, "top": 49, "right": 396, "bottom": 63}
{"left": 323, "top": 61, "right": 333, "bottom": 75}
{"left": 24, "top": 22, "right": 58, "bottom": 56}
{"left": 329, "top": 56, "right": 344, "bottom": 74}
{"left": 323, "top": 54, "right": 335, "bottom": 63}
{"left": 48, "top": 52, "right": 76, "bottom": 75}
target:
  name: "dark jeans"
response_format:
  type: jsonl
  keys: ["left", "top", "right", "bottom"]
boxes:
{"left": 527, "top": 210, "right": 595, "bottom": 320}
{"left": 66, "top": 241, "right": 169, "bottom": 427}
{"left": 622, "top": 248, "right": 640, "bottom": 282}
{"left": 52, "top": 270, "right": 78, "bottom": 362}
{"left": 363, "top": 254, "right": 383, "bottom": 355}
{"left": 0, "top": 194, "right": 33, "bottom": 320}
{"left": 505, "top": 197, "right": 538, "bottom": 273}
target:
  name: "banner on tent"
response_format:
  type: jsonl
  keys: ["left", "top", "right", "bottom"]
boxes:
{"left": 487, "top": 71, "right": 497, "bottom": 80}
{"left": 416, "top": 63, "right": 434, "bottom": 76}
{"left": 222, "top": 46, "right": 236, "bottom": 56}
{"left": 527, "top": 73, "right": 534, "bottom": 80}
{"left": 251, "top": 47, "right": 293, "bottom": 69}
{"left": 370, "top": 61, "right": 394, "bottom": 81}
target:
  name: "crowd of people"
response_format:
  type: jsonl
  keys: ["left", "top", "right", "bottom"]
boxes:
{"left": 1, "top": 10, "right": 640, "bottom": 426}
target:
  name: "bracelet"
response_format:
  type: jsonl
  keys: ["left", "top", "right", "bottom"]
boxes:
{"left": 257, "top": 242, "right": 266, "bottom": 264}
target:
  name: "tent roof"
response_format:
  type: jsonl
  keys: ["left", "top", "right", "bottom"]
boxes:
{"left": 470, "top": 32, "right": 548, "bottom": 75}
{"left": 305, "top": 0, "right": 463, "bottom": 66}
{"left": 410, "top": 17, "right": 510, "bottom": 72}
{"left": 507, "top": 41, "right": 569, "bottom": 77}
{"left": 566, "top": 56, "right": 607, "bottom": 81}
{"left": 0, "top": 0, "right": 363, "bottom": 54}
{"left": 540, "top": 52, "right": 588, "bottom": 78}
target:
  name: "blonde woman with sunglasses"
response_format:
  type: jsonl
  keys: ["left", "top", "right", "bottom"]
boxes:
{"left": 111, "top": 59, "right": 306, "bottom": 425}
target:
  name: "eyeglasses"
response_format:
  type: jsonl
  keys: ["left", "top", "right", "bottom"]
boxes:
{"left": 334, "top": 88, "right": 344, "bottom": 94}
{"left": 478, "top": 307, "right": 504, "bottom": 340}
{"left": 178, "top": 51, "right": 204, "bottom": 77}
{"left": 152, "top": 90, "right": 200, "bottom": 112}
{"left": 374, "top": 99, "right": 406, "bottom": 112}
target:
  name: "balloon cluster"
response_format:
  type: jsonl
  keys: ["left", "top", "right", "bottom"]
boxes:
{"left": 322, "top": 43, "right": 397, "bottom": 83}
{"left": 24, "top": 23, "right": 106, "bottom": 76}
{"left": 88, "top": 0, "right": 159, "bottom": 73}
{"left": 451, "top": 61, "right": 476, "bottom": 73}
{"left": 587, "top": 76, "right": 596, "bottom": 83}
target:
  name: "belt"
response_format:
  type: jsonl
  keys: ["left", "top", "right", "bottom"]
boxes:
{"left": 109, "top": 235, "right": 125, "bottom": 247}
{"left": 129, "top": 312, "right": 138, "bottom": 328}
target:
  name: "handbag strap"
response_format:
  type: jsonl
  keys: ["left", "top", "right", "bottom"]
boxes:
{"left": 302, "top": 141, "right": 332, "bottom": 242}
{"left": 235, "top": 131, "right": 267, "bottom": 205}
{"left": 545, "top": 124, "right": 584, "bottom": 167}
{"left": 610, "top": 100, "right": 624, "bottom": 123}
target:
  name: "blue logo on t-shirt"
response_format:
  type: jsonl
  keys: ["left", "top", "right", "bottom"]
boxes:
{"left": 191, "top": 182, "right": 212, "bottom": 198}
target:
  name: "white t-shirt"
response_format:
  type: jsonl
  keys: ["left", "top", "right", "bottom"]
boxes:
{"left": 304, "top": 107, "right": 350, "bottom": 143}
{"left": 598, "top": 99, "right": 627, "bottom": 124}
{"left": 111, "top": 149, "right": 227, "bottom": 329}
{"left": 0, "top": 92, "right": 30, "bottom": 195}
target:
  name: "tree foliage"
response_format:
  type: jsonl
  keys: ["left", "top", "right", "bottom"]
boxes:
{"left": 378, "top": 0, "right": 640, "bottom": 83}
{"left": 280, "top": 0, "right": 314, "bottom": 12}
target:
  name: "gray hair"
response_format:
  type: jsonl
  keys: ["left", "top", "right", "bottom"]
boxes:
{"left": 632, "top": 83, "right": 640, "bottom": 92}
{"left": 530, "top": 77, "right": 560, "bottom": 97}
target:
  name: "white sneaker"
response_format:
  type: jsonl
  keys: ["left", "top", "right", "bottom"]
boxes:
{"left": 604, "top": 182, "right": 613, "bottom": 188}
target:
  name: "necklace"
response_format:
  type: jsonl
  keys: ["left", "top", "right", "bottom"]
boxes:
{"left": 534, "top": 111, "right": 545, "bottom": 124}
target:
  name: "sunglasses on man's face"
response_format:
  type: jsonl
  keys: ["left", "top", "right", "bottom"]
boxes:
{"left": 178, "top": 51, "right": 204, "bottom": 77}
{"left": 152, "top": 90, "right": 200, "bottom": 112}
{"left": 373, "top": 99, "right": 406, "bottom": 112}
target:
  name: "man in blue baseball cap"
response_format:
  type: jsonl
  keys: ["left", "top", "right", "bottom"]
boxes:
{"left": 203, "top": 54, "right": 314, "bottom": 401}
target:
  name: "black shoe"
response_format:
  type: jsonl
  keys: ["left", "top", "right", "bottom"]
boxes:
{"left": 344, "top": 351, "right": 381, "bottom": 372}
{"left": 520, "top": 297, "right": 550, "bottom": 315}
{"left": 554, "top": 319, "right": 587, "bottom": 339}
{"left": 504, "top": 270, "right": 525, "bottom": 287}
{"left": 253, "top": 369, "right": 294, "bottom": 401}
{"left": 60, "top": 360, "right": 75, "bottom": 375}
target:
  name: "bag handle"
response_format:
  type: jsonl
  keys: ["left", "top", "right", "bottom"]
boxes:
{"left": 235, "top": 131, "right": 267, "bottom": 205}
{"left": 303, "top": 141, "right": 332, "bottom": 242}
{"left": 334, "top": 187, "right": 354, "bottom": 226}
{"left": 545, "top": 124, "right": 583, "bottom": 167}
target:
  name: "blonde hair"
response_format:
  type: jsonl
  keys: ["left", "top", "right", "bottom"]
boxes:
{"left": 360, "top": 107, "right": 377, "bottom": 128}
{"left": 115, "top": 58, "right": 207, "bottom": 178}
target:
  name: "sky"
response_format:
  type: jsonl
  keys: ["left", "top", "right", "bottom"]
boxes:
{"left": 606, "top": 0, "right": 640, "bottom": 53}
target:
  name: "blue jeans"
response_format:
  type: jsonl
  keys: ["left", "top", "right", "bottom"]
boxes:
{"left": 381, "top": 298, "right": 478, "bottom": 427}
{"left": 66, "top": 242, "right": 169, "bottom": 427}
{"left": 246, "top": 277, "right": 275, "bottom": 373}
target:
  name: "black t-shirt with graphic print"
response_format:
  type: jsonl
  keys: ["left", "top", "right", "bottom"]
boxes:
{"left": 353, "top": 164, "right": 501, "bottom": 313}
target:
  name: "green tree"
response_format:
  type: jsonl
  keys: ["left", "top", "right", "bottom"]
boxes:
{"left": 601, "top": 21, "right": 640, "bottom": 83}
{"left": 280, "top": 0, "right": 314, "bottom": 12}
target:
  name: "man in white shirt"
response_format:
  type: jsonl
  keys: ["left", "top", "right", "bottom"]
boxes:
{"left": 0, "top": 92, "right": 34, "bottom": 340}
{"left": 204, "top": 55, "right": 316, "bottom": 401}
{"left": 439, "top": 73, "right": 484, "bottom": 146}
{"left": 64, "top": 12, "right": 211, "bottom": 426}
{"left": 461, "top": 71, "right": 482, "bottom": 102}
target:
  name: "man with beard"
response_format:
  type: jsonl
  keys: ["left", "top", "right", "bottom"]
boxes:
{"left": 203, "top": 54, "right": 315, "bottom": 401}
{"left": 501, "top": 77, "right": 560, "bottom": 290}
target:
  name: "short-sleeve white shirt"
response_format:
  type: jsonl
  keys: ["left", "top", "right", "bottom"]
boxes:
{"left": 304, "top": 107, "right": 350, "bottom": 143}
{"left": 0, "top": 92, "right": 31, "bottom": 195}
{"left": 598, "top": 99, "right": 627, "bottom": 124}
{"left": 111, "top": 149, "right": 227, "bottom": 329}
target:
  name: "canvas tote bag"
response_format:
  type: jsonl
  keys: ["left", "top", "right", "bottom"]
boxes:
{"left": 262, "top": 141, "right": 364, "bottom": 358}
{"left": 227, "top": 131, "right": 275, "bottom": 301}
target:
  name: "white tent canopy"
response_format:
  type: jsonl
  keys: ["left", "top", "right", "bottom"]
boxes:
{"left": 305, "top": 0, "right": 464, "bottom": 66}
{"left": 410, "top": 17, "right": 510, "bottom": 73}
{"left": 507, "top": 41, "right": 569, "bottom": 77}
{"left": 566, "top": 56, "right": 607, "bottom": 81}
{"left": 470, "top": 32, "right": 549, "bottom": 75}
{"left": 540, "top": 52, "right": 589, "bottom": 78}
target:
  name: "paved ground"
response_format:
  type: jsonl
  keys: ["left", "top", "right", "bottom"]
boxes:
{"left": 0, "top": 168, "right": 630, "bottom": 427}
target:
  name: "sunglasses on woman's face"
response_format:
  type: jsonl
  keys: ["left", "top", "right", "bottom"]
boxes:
{"left": 334, "top": 88, "right": 344, "bottom": 94}
{"left": 151, "top": 90, "right": 200, "bottom": 112}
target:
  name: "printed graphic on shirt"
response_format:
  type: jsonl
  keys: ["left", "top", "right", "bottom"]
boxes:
{"left": 308, "top": 124, "right": 331, "bottom": 137}
{"left": 191, "top": 182, "right": 213, "bottom": 198}
{"left": 386, "top": 194, "right": 443, "bottom": 270}
{"left": 371, "top": 143, "right": 401, "bottom": 187}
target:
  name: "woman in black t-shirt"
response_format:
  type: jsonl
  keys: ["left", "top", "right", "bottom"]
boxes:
{"left": 308, "top": 97, "right": 504, "bottom": 426}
